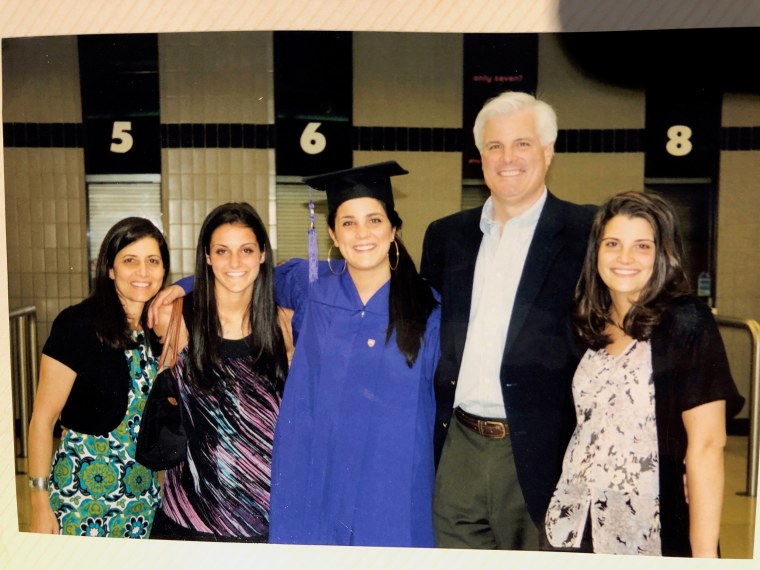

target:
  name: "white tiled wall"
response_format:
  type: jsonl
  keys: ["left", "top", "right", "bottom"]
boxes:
{"left": 161, "top": 147, "right": 273, "bottom": 280}
{"left": 353, "top": 33, "right": 464, "bottom": 264}
{"left": 353, "top": 33, "right": 463, "bottom": 128}
{"left": 3, "top": 37, "right": 86, "bottom": 351}
{"left": 159, "top": 32, "right": 272, "bottom": 124}
{"left": 2, "top": 36, "right": 82, "bottom": 123}
{"left": 159, "top": 32, "right": 274, "bottom": 281}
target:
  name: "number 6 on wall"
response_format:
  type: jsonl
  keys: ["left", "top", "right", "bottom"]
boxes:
{"left": 300, "top": 122, "right": 327, "bottom": 155}
{"left": 110, "top": 121, "right": 134, "bottom": 153}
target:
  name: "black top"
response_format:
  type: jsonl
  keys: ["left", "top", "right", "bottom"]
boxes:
{"left": 651, "top": 295, "right": 744, "bottom": 557}
{"left": 182, "top": 292, "right": 251, "bottom": 358}
{"left": 42, "top": 297, "right": 143, "bottom": 436}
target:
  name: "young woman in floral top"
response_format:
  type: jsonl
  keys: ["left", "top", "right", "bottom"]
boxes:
{"left": 544, "top": 191, "right": 744, "bottom": 557}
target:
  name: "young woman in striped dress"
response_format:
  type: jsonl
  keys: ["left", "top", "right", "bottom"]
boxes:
{"left": 150, "top": 202, "right": 288, "bottom": 542}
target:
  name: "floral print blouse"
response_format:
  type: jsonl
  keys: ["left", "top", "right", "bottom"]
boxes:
{"left": 545, "top": 340, "right": 662, "bottom": 555}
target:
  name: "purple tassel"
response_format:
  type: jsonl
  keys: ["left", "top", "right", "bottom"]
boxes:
{"left": 307, "top": 187, "right": 318, "bottom": 283}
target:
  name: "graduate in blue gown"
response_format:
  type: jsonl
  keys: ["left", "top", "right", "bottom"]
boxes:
{"left": 269, "top": 161, "right": 440, "bottom": 547}
{"left": 152, "top": 162, "right": 440, "bottom": 547}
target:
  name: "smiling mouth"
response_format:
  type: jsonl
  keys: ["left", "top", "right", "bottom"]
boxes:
{"left": 497, "top": 169, "right": 522, "bottom": 177}
{"left": 611, "top": 269, "right": 639, "bottom": 276}
{"left": 130, "top": 282, "right": 153, "bottom": 288}
{"left": 353, "top": 244, "right": 376, "bottom": 252}
{"left": 226, "top": 271, "right": 247, "bottom": 278}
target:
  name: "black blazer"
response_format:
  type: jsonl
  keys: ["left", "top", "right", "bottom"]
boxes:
{"left": 421, "top": 191, "right": 595, "bottom": 525}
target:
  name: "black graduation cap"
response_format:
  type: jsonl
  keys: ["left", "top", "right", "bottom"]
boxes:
{"left": 302, "top": 161, "right": 409, "bottom": 212}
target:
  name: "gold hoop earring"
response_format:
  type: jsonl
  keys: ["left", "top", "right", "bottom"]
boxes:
{"left": 327, "top": 245, "right": 347, "bottom": 275}
{"left": 389, "top": 239, "right": 400, "bottom": 271}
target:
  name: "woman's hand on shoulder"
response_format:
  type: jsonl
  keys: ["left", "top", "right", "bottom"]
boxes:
{"left": 147, "top": 285, "right": 186, "bottom": 329}
{"left": 153, "top": 300, "right": 179, "bottom": 342}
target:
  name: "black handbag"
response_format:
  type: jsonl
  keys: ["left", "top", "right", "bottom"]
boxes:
{"left": 136, "top": 298, "right": 187, "bottom": 470}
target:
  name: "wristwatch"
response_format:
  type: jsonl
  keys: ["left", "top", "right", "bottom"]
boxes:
{"left": 28, "top": 476, "right": 50, "bottom": 491}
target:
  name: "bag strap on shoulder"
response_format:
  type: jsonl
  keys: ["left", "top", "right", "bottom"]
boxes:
{"left": 158, "top": 297, "right": 184, "bottom": 371}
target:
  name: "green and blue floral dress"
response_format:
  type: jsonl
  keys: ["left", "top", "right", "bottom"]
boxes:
{"left": 48, "top": 331, "right": 161, "bottom": 538}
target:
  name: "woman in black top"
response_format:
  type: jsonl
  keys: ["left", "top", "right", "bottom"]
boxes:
{"left": 544, "top": 191, "right": 744, "bottom": 556}
{"left": 28, "top": 217, "right": 169, "bottom": 537}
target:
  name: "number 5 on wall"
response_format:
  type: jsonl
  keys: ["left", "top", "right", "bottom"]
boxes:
{"left": 110, "top": 121, "right": 134, "bottom": 153}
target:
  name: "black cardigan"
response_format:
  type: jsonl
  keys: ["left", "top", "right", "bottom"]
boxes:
{"left": 42, "top": 297, "right": 149, "bottom": 436}
{"left": 650, "top": 296, "right": 745, "bottom": 557}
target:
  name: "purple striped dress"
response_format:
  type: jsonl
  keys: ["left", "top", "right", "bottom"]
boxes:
{"left": 160, "top": 335, "right": 281, "bottom": 540}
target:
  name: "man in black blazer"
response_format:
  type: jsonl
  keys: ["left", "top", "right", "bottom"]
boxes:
{"left": 421, "top": 91, "right": 595, "bottom": 549}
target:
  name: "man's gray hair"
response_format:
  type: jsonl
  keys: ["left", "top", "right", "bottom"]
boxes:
{"left": 472, "top": 91, "right": 557, "bottom": 152}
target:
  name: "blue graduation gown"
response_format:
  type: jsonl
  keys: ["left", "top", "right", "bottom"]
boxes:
{"left": 269, "top": 259, "right": 440, "bottom": 547}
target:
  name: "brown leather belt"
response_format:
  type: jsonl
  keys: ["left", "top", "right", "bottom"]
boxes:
{"left": 454, "top": 407, "right": 509, "bottom": 439}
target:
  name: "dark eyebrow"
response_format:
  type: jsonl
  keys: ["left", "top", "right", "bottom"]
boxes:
{"left": 600, "top": 236, "right": 654, "bottom": 243}
{"left": 338, "top": 212, "right": 385, "bottom": 220}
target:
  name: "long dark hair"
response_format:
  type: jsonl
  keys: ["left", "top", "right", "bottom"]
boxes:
{"left": 327, "top": 204, "right": 438, "bottom": 367}
{"left": 92, "top": 217, "right": 169, "bottom": 349}
{"left": 574, "top": 190, "right": 691, "bottom": 349}
{"left": 190, "top": 202, "right": 287, "bottom": 391}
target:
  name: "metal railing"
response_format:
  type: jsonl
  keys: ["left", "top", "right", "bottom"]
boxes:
{"left": 9, "top": 306, "right": 38, "bottom": 472}
{"left": 716, "top": 314, "right": 760, "bottom": 497}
